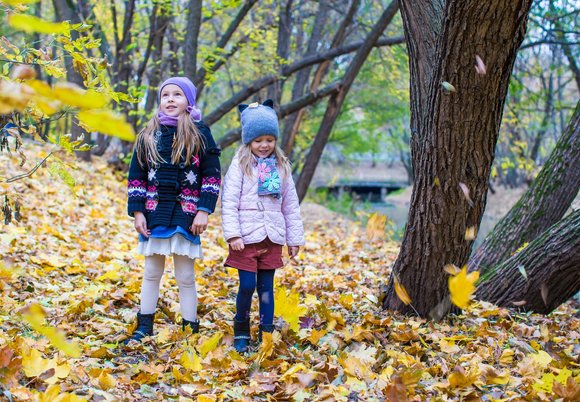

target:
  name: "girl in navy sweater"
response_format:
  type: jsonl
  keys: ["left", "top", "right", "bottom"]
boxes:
{"left": 126, "top": 77, "right": 221, "bottom": 343}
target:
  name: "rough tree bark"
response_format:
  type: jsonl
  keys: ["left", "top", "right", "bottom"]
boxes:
{"left": 184, "top": 0, "right": 203, "bottom": 79}
{"left": 144, "top": 12, "right": 173, "bottom": 114}
{"left": 469, "top": 101, "right": 580, "bottom": 275}
{"left": 475, "top": 209, "right": 580, "bottom": 314}
{"left": 295, "top": 1, "right": 400, "bottom": 202}
{"left": 267, "top": 0, "right": 295, "bottom": 104}
{"left": 382, "top": 0, "right": 534, "bottom": 318}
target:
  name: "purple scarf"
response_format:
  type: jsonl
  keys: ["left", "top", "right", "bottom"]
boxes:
{"left": 158, "top": 105, "right": 202, "bottom": 127}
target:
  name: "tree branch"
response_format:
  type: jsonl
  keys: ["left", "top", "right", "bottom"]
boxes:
{"left": 203, "top": 35, "right": 405, "bottom": 125}
{"left": 217, "top": 81, "right": 341, "bottom": 149}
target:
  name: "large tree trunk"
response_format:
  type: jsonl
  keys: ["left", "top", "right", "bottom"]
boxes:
{"left": 382, "top": 0, "right": 534, "bottom": 318}
{"left": 470, "top": 101, "right": 580, "bottom": 275}
{"left": 295, "top": 1, "right": 400, "bottom": 201}
{"left": 183, "top": 0, "right": 202, "bottom": 79}
{"left": 475, "top": 210, "right": 580, "bottom": 314}
{"left": 266, "top": 0, "right": 295, "bottom": 104}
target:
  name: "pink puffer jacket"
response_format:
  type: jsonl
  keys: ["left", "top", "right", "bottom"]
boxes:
{"left": 221, "top": 157, "right": 305, "bottom": 246}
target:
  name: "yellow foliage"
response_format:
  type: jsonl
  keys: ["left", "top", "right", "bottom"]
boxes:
{"left": 274, "top": 286, "right": 307, "bottom": 332}
{"left": 180, "top": 349, "right": 202, "bottom": 372}
{"left": 22, "top": 303, "right": 81, "bottom": 358}
{"left": 53, "top": 83, "right": 108, "bottom": 110}
{"left": 393, "top": 277, "right": 411, "bottom": 305}
{"left": 78, "top": 109, "right": 136, "bottom": 141}
{"left": 366, "top": 212, "right": 387, "bottom": 240}
{"left": 448, "top": 266, "right": 479, "bottom": 309}
{"left": 198, "top": 332, "right": 223, "bottom": 358}
{"left": 3, "top": 0, "right": 40, "bottom": 6}
{"left": 8, "top": 14, "right": 69, "bottom": 35}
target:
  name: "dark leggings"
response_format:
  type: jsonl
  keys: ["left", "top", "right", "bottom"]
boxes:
{"left": 235, "top": 269, "right": 275, "bottom": 325}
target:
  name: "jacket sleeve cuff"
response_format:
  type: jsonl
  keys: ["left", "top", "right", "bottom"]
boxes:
{"left": 128, "top": 201, "right": 146, "bottom": 217}
{"left": 197, "top": 192, "right": 218, "bottom": 214}
{"left": 196, "top": 207, "right": 212, "bottom": 214}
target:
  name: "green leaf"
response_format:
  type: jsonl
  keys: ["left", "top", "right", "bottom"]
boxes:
{"left": 48, "top": 157, "right": 76, "bottom": 194}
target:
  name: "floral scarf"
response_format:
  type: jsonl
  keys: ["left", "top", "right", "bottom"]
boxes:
{"left": 256, "top": 155, "right": 281, "bottom": 198}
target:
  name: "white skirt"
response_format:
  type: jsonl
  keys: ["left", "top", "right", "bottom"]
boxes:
{"left": 137, "top": 234, "right": 203, "bottom": 260}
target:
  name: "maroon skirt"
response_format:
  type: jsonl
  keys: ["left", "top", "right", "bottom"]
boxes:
{"left": 225, "top": 237, "right": 283, "bottom": 272}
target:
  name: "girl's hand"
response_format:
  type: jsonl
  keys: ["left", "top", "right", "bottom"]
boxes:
{"left": 288, "top": 246, "right": 300, "bottom": 259}
{"left": 134, "top": 212, "right": 150, "bottom": 237}
{"left": 229, "top": 237, "right": 245, "bottom": 251}
{"left": 191, "top": 211, "right": 209, "bottom": 235}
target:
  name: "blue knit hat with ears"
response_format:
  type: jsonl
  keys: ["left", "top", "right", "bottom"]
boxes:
{"left": 238, "top": 99, "right": 279, "bottom": 144}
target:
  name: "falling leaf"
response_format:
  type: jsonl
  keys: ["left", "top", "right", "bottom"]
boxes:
{"left": 434, "top": 176, "right": 440, "bottom": 187}
{"left": 448, "top": 266, "right": 479, "bottom": 309}
{"left": 540, "top": 283, "right": 549, "bottom": 306}
{"left": 515, "top": 242, "right": 529, "bottom": 253}
{"left": 458, "top": 182, "right": 474, "bottom": 207}
{"left": 8, "top": 14, "right": 69, "bottom": 35}
{"left": 474, "top": 55, "right": 487, "bottom": 75}
{"left": 366, "top": 212, "right": 387, "bottom": 241}
{"left": 443, "top": 264, "right": 461, "bottom": 275}
{"left": 441, "top": 81, "right": 456, "bottom": 92}
{"left": 464, "top": 226, "right": 477, "bottom": 241}
{"left": 517, "top": 265, "right": 528, "bottom": 280}
{"left": 393, "top": 277, "right": 411, "bottom": 305}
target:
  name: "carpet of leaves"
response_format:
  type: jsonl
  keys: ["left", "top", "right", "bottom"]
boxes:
{"left": 0, "top": 146, "right": 578, "bottom": 401}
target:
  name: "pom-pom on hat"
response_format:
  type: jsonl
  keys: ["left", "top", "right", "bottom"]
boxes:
{"left": 238, "top": 99, "right": 279, "bottom": 144}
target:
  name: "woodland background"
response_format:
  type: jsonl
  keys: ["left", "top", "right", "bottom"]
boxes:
{"left": 0, "top": 0, "right": 579, "bottom": 400}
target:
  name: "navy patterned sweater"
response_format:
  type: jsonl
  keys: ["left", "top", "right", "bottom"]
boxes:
{"left": 127, "top": 121, "right": 221, "bottom": 232}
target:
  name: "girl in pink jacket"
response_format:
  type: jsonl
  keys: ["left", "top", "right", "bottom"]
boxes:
{"left": 221, "top": 99, "right": 305, "bottom": 353}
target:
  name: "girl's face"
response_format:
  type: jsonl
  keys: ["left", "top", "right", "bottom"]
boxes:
{"left": 250, "top": 135, "right": 276, "bottom": 158}
{"left": 160, "top": 84, "right": 188, "bottom": 116}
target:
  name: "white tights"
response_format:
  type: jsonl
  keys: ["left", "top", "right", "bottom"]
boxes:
{"left": 139, "top": 254, "right": 198, "bottom": 321}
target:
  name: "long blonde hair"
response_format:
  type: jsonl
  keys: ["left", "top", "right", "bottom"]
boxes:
{"left": 134, "top": 114, "right": 205, "bottom": 167}
{"left": 236, "top": 143, "right": 291, "bottom": 178}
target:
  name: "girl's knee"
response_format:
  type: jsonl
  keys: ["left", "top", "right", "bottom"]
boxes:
{"left": 174, "top": 268, "right": 195, "bottom": 288}
{"left": 238, "top": 281, "right": 256, "bottom": 296}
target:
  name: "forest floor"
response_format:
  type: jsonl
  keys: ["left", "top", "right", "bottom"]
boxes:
{"left": 0, "top": 144, "right": 578, "bottom": 401}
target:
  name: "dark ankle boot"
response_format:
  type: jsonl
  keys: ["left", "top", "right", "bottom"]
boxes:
{"left": 124, "top": 312, "right": 154, "bottom": 344}
{"left": 182, "top": 318, "right": 200, "bottom": 333}
{"left": 233, "top": 318, "right": 251, "bottom": 353}
{"left": 258, "top": 323, "right": 275, "bottom": 342}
